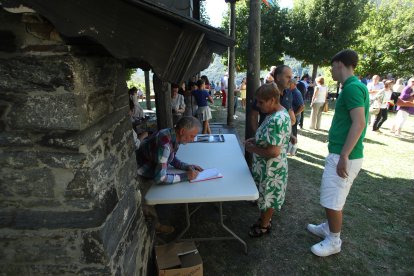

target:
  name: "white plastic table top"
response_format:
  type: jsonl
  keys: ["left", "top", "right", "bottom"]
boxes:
{"left": 145, "top": 134, "right": 259, "bottom": 205}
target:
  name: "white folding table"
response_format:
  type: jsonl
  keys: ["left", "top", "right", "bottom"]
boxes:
{"left": 145, "top": 134, "right": 258, "bottom": 253}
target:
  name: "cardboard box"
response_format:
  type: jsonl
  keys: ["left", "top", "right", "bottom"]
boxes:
{"left": 155, "top": 242, "right": 203, "bottom": 276}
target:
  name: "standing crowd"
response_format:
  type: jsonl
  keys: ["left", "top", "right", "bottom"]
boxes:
{"left": 129, "top": 48, "right": 413, "bottom": 257}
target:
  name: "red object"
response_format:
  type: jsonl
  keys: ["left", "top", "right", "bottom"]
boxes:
{"left": 221, "top": 89, "right": 227, "bottom": 107}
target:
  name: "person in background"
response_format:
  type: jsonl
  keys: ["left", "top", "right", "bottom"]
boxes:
{"left": 392, "top": 78, "right": 405, "bottom": 111}
{"left": 200, "top": 75, "right": 211, "bottom": 96}
{"left": 372, "top": 80, "right": 393, "bottom": 133}
{"left": 221, "top": 72, "right": 229, "bottom": 107}
{"left": 296, "top": 76, "right": 308, "bottom": 129}
{"left": 183, "top": 81, "right": 198, "bottom": 117}
{"left": 307, "top": 49, "right": 369, "bottom": 257}
{"left": 289, "top": 79, "right": 305, "bottom": 155}
{"left": 245, "top": 83, "right": 291, "bottom": 237}
{"left": 309, "top": 76, "right": 328, "bottom": 130}
{"left": 265, "top": 66, "right": 276, "bottom": 83}
{"left": 192, "top": 79, "right": 214, "bottom": 134}
{"left": 129, "top": 87, "right": 149, "bottom": 152}
{"left": 129, "top": 86, "right": 145, "bottom": 128}
{"left": 170, "top": 83, "right": 186, "bottom": 124}
{"left": 240, "top": 77, "right": 247, "bottom": 110}
{"left": 391, "top": 78, "right": 414, "bottom": 136}
{"left": 367, "top": 75, "right": 384, "bottom": 96}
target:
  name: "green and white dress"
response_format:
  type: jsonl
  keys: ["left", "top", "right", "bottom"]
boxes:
{"left": 252, "top": 109, "right": 291, "bottom": 211}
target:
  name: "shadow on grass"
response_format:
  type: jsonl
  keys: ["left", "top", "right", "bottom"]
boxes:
{"left": 153, "top": 148, "right": 413, "bottom": 275}
{"left": 299, "top": 128, "right": 386, "bottom": 146}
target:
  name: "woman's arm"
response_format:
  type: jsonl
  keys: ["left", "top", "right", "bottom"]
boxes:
{"left": 208, "top": 95, "right": 214, "bottom": 104}
{"left": 245, "top": 142, "right": 280, "bottom": 158}
{"left": 312, "top": 86, "right": 319, "bottom": 103}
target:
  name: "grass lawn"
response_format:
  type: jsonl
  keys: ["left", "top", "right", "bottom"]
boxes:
{"left": 181, "top": 99, "right": 414, "bottom": 275}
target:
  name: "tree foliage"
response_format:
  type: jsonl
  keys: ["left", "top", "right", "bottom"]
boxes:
{"left": 200, "top": 0, "right": 210, "bottom": 25}
{"left": 222, "top": 1, "right": 288, "bottom": 71}
{"left": 352, "top": 0, "right": 414, "bottom": 78}
{"left": 285, "top": 0, "right": 367, "bottom": 79}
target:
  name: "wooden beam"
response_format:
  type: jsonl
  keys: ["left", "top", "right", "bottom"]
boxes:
{"left": 245, "top": 0, "right": 261, "bottom": 165}
{"left": 153, "top": 74, "right": 173, "bottom": 130}
{"left": 227, "top": 0, "right": 236, "bottom": 127}
{"left": 144, "top": 70, "right": 151, "bottom": 110}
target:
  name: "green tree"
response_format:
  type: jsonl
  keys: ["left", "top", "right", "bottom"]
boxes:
{"left": 286, "top": 0, "right": 367, "bottom": 80}
{"left": 352, "top": 0, "right": 414, "bottom": 78}
{"left": 222, "top": 1, "right": 288, "bottom": 71}
{"left": 200, "top": 0, "right": 210, "bottom": 25}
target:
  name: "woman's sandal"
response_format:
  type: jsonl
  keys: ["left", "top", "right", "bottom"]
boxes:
{"left": 248, "top": 224, "right": 271, "bottom": 238}
{"left": 250, "top": 218, "right": 272, "bottom": 230}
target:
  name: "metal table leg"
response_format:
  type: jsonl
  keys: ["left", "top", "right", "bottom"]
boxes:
{"left": 176, "top": 202, "right": 248, "bottom": 254}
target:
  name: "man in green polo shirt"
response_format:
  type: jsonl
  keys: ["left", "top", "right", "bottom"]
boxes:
{"left": 307, "top": 49, "right": 369, "bottom": 257}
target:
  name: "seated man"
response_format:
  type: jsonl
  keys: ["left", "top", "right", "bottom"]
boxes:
{"left": 136, "top": 116, "right": 203, "bottom": 184}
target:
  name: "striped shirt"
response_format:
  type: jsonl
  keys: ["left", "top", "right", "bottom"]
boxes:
{"left": 136, "top": 128, "right": 189, "bottom": 184}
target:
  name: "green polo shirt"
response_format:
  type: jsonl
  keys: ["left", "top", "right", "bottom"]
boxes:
{"left": 328, "top": 75, "right": 369, "bottom": 159}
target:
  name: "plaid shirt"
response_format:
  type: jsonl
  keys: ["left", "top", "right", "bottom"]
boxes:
{"left": 136, "top": 128, "right": 189, "bottom": 184}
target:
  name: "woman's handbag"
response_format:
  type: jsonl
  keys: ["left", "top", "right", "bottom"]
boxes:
{"left": 323, "top": 101, "right": 329, "bottom": 112}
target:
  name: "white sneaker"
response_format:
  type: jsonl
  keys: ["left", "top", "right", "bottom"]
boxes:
{"left": 307, "top": 222, "right": 329, "bottom": 238}
{"left": 311, "top": 237, "right": 342, "bottom": 257}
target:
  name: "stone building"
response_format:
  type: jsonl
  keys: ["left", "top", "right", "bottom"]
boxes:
{"left": 0, "top": 0, "right": 233, "bottom": 274}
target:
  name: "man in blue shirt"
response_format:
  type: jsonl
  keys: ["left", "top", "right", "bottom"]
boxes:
{"left": 289, "top": 79, "right": 305, "bottom": 155}
{"left": 251, "top": 65, "right": 296, "bottom": 131}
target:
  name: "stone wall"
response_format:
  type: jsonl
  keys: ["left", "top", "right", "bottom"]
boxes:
{"left": 0, "top": 10, "right": 153, "bottom": 275}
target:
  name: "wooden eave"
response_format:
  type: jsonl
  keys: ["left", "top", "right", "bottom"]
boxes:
{"left": 1, "top": 0, "right": 235, "bottom": 83}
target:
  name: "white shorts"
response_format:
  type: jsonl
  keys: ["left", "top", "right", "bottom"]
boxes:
{"left": 320, "top": 153, "right": 363, "bottom": 211}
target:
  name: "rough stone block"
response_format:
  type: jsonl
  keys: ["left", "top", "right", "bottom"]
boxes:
{"left": 0, "top": 167, "right": 55, "bottom": 198}
{"left": 7, "top": 90, "right": 85, "bottom": 131}
{"left": 0, "top": 55, "right": 75, "bottom": 92}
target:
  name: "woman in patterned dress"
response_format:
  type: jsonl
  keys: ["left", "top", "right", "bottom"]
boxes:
{"left": 245, "top": 83, "right": 291, "bottom": 237}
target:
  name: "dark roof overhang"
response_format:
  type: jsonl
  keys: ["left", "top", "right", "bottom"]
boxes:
{"left": 1, "top": 0, "right": 235, "bottom": 83}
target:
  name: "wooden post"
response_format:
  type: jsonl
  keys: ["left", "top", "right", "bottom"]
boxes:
{"left": 245, "top": 0, "right": 261, "bottom": 165}
{"left": 144, "top": 70, "right": 151, "bottom": 110}
{"left": 153, "top": 73, "right": 173, "bottom": 130}
{"left": 226, "top": 0, "right": 236, "bottom": 127}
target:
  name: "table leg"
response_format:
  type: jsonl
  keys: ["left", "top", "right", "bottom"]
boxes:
{"left": 219, "top": 202, "right": 248, "bottom": 254}
{"left": 176, "top": 202, "right": 248, "bottom": 254}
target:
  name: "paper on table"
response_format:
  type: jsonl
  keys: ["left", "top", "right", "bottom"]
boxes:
{"left": 190, "top": 168, "right": 223, "bottom": 183}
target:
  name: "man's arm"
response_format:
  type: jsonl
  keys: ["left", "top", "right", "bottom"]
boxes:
{"left": 288, "top": 108, "right": 296, "bottom": 126}
{"left": 336, "top": 107, "right": 366, "bottom": 178}
{"left": 295, "top": 104, "right": 305, "bottom": 116}
{"left": 154, "top": 145, "right": 188, "bottom": 184}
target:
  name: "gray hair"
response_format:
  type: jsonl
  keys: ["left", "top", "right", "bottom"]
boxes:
{"left": 175, "top": 116, "right": 201, "bottom": 131}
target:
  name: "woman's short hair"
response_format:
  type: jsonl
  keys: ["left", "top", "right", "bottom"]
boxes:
{"left": 316, "top": 76, "right": 325, "bottom": 85}
{"left": 256, "top": 83, "right": 280, "bottom": 102}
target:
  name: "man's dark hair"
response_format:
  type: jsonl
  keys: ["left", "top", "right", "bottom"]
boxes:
{"left": 171, "top": 83, "right": 179, "bottom": 89}
{"left": 196, "top": 79, "right": 205, "bottom": 88}
{"left": 331, "top": 49, "right": 359, "bottom": 69}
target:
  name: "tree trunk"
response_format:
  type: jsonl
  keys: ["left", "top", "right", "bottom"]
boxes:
{"left": 227, "top": 0, "right": 236, "bottom": 127}
{"left": 245, "top": 0, "right": 261, "bottom": 166}
{"left": 153, "top": 74, "right": 173, "bottom": 130}
{"left": 311, "top": 64, "right": 318, "bottom": 81}
{"left": 144, "top": 70, "right": 151, "bottom": 110}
